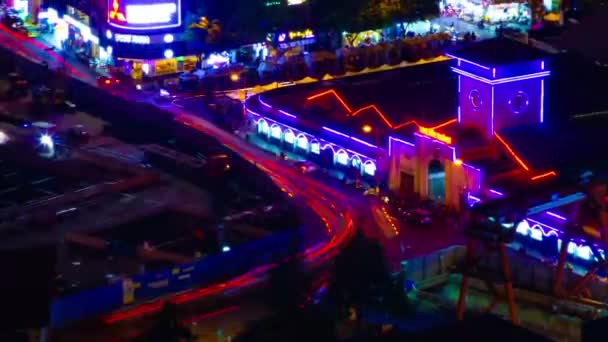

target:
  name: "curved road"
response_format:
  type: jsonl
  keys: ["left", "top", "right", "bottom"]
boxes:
{"left": 0, "top": 23, "right": 358, "bottom": 335}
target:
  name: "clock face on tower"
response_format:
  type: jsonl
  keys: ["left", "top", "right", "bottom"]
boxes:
{"left": 469, "top": 89, "right": 482, "bottom": 111}
{"left": 509, "top": 91, "right": 529, "bottom": 115}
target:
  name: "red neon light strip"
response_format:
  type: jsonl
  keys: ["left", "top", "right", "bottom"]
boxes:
{"left": 306, "top": 89, "right": 421, "bottom": 131}
{"left": 393, "top": 120, "right": 418, "bottom": 130}
{"left": 531, "top": 171, "right": 557, "bottom": 181}
{"left": 306, "top": 90, "right": 353, "bottom": 113}
{"left": 351, "top": 105, "right": 394, "bottom": 128}
{"left": 431, "top": 118, "right": 457, "bottom": 130}
{"left": 494, "top": 132, "right": 530, "bottom": 171}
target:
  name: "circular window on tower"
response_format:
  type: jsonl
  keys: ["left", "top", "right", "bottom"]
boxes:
{"left": 509, "top": 91, "right": 529, "bottom": 115}
{"left": 469, "top": 89, "right": 482, "bottom": 111}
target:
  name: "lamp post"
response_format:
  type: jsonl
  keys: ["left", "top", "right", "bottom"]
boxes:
{"left": 230, "top": 72, "right": 246, "bottom": 101}
{"left": 362, "top": 124, "right": 381, "bottom": 194}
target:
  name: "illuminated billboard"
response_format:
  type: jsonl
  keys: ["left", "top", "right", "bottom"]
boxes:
{"left": 108, "top": 0, "right": 181, "bottom": 30}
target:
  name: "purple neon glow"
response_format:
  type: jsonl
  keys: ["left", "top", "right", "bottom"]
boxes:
{"left": 322, "top": 126, "right": 379, "bottom": 149}
{"left": 468, "top": 194, "right": 481, "bottom": 202}
{"left": 541, "top": 60, "right": 545, "bottom": 70}
{"left": 546, "top": 211, "right": 567, "bottom": 221}
{"left": 540, "top": 79, "right": 545, "bottom": 123}
{"left": 520, "top": 220, "right": 560, "bottom": 237}
{"left": 451, "top": 67, "right": 551, "bottom": 85}
{"left": 458, "top": 75, "right": 461, "bottom": 93}
{"left": 526, "top": 218, "right": 560, "bottom": 236}
{"left": 247, "top": 108, "right": 261, "bottom": 116}
{"left": 278, "top": 109, "right": 297, "bottom": 118}
{"left": 490, "top": 86, "right": 495, "bottom": 136}
{"left": 492, "top": 68, "right": 496, "bottom": 78}
{"left": 388, "top": 136, "right": 415, "bottom": 157}
{"left": 446, "top": 53, "right": 491, "bottom": 70}
{"left": 489, "top": 189, "right": 504, "bottom": 196}
{"left": 259, "top": 97, "right": 272, "bottom": 108}
{"left": 462, "top": 162, "right": 481, "bottom": 172}
{"left": 457, "top": 106, "right": 461, "bottom": 123}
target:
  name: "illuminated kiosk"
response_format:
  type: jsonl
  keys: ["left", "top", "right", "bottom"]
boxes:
{"left": 387, "top": 38, "right": 551, "bottom": 209}
{"left": 102, "top": 0, "right": 198, "bottom": 78}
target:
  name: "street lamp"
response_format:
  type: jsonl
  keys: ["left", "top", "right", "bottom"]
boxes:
{"left": 362, "top": 124, "right": 381, "bottom": 193}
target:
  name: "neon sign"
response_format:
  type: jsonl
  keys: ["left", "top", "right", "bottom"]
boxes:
{"left": 114, "top": 33, "right": 150, "bottom": 44}
{"left": 418, "top": 126, "right": 453, "bottom": 145}
{"left": 108, "top": 0, "right": 181, "bottom": 30}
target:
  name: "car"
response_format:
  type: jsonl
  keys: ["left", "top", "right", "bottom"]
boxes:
{"left": 96, "top": 75, "right": 119, "bottom": 87}
{"left": 154, "top": 88, "right": 176, "bottom": 103}
{"left": 294, "top": 161, "right": 318, "bottom": 174}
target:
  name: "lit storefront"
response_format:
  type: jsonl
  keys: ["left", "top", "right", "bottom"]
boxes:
{"left": 62, "top": 7, "right": 101, "bottom": 60}
{"left": 440, "top": 0, "right": 531, "bottom": 25}
{"left": 101, "top": 0, "right": 196, "bottom": 78}
{"left": 267, "top": 29, "right": 316, "bottom": 50}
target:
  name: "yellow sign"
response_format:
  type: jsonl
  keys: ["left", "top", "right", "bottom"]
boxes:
{"left": 419, "top": 126, "right": 453, "bottom": 145}
{"left": 122, "top": 279, "right": 135, "bottom": 304}
{"left": 183, "top": 56, "right": 198, "bottom": 72}
{"left": 289, "top": 29, "right": 314, "bottom": 41}
{"left": 155, "top": 58, "right": 177, "bottom": 76}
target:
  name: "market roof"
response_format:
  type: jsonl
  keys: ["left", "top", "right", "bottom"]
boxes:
{"left": 255, "top": 61, "right": 457, "bottom": 147}
{"left": 448, "top": 37, "right": 548, "bottom": 67}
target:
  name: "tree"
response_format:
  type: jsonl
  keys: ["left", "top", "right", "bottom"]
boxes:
{"left": 264, "top": 234, "right": 311, "bottom": 313}
{"left": 136, "top": 303, "right": 191, "bottom": 342}
{"left": 325, "top": 230, "right": 407, "bottom": 323}
{"left": 390, "top": 0, "right": 440, "bottom": 35}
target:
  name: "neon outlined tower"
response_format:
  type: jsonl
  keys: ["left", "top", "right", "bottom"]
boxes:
{"left": 449, "top": 38, "right": 550, "bottom": 138}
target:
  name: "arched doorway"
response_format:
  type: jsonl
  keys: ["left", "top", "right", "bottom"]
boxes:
{"left": 283, "top": 129, "right": 295, "bottom": 147}
{"left": 428, "top": 159, "right": 445, "bottom": 201}
{"left": 269, "top": 124, "right": 282, "bottom": 142}
{"left": 335, "top": 149, "right": 349, "bottom": 166}
{"left": 320, "top": 145, "right": 334, "bottom": 167}
{"left": 295, "top": 134, "right": 309, "bottom": 153}
{"left": 310, "top": 140, "right": 321, "bottom": 155}
{"left": 363, "top": 160, "right": 376, "bottom": 176}
{"left": 351, "top": 155, "right": 362, "bottom": 171}
{"left": 257, "top": 119, "right": 269, "bottom": 136}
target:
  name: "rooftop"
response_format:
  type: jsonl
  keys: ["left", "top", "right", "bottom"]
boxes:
{"left": 254, "top": 61, "right": 457, "bottom": 147}
{"left": 448, "top": 37, "right": 548, "bottom": 67}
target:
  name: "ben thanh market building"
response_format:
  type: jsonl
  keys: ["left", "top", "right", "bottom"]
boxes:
{"left": 246, "top": 38, "right": 560, "bottom": 207}
{"left": 245, "top": 37, "right": 608, "bottom": 262}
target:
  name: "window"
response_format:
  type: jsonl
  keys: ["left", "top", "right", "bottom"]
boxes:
{"left": 469, "top": 89, "right": 482, "bottom": 111}
{"left": 509, "top": 91, "right": 529, "bottom": 115}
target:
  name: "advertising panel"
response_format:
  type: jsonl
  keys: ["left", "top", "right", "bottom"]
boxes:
{"left": 108, "top": 0, "right": 181, "bottom": 30}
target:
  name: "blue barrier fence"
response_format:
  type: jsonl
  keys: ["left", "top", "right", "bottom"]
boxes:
{"left": 0, "top": 48, "right": 329, "bottom": 328}
{"left": 50, "top": 228, "right": 300, "bottom": 327}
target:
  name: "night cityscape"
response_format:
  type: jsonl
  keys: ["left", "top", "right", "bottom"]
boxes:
{"left": 0, "top": 0, "right": 607, "bottom": 340}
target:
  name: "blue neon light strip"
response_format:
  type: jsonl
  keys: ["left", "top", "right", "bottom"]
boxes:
{"left": 322, "top": 126, "right": 379, "bottom": 149}
{"left": 388, "top": 136, "right": 415, "bottom": 157}
{"left": 540, "top": 79, "right": 545, "bottom": 123}
{"left": 248, "top": 107, "right": 377, "bottom": 161}
{"left": 259, "top": 96, "right": 272, "bottom": 108}
{"left": 546, "top": 211, "right": 566, "bottom": 221}
{"left": 450, "top": 67, "right": 551, "bottom": 85}
{"left": 490, "top": 86, "right": 495, "bottom": 136}
{"left": 526, "top": 192, "right": 586, "bottom": 216}
{"left": 278, "top": 110, "right": 297, "bottom": 118}
{"left": 489, "top": 189, "right": 504, "bottom": 196}
{"left": 446, "top": 54, "right": 491, "bottom": 70}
